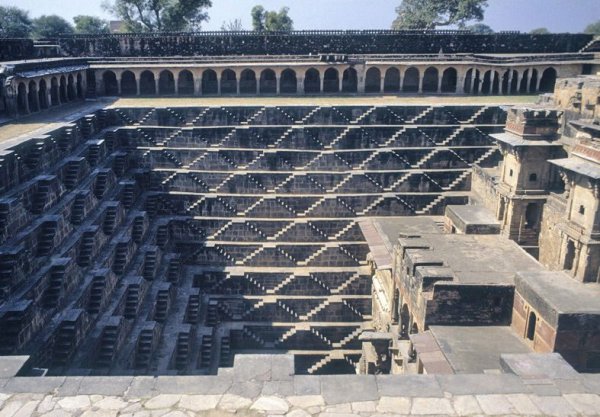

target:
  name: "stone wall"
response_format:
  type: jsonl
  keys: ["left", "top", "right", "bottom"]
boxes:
{"left": 53, "top": 32, "right": 594, "bottom": 57}
{"left": 0, "top": 38, "right": 35, "bottom": 61}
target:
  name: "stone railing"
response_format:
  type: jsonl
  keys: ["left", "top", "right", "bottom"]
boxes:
{"left": 0, "top": 38, "right": 35, "bottom": 62}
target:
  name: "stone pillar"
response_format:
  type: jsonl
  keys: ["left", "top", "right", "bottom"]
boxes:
{"left": 217, "top": 77, "right": 222, "bottom": 95}
{"left": 256, "top": 79, "right": 260, "bottom": 95}
{"left": 379, "top": 76, "right": 385, "bottom": 94}
{"left": 338, "top": 75, "right": 343, "bottom": 93}
{"left": 470, "top": 70, "right": 477, "bottom": 95}
{"left": 154, "top": 75, "right": 160, "bottom": 96}
{"left": 358, "top": 75, "right": 366, "bottom": 94}
{"left": 437, "top": 74, "right": 443, "bottom": 94}
{"left": 46, "top": 80, "right": 52, "bottom": 107}
{"left": 194, "top": 78, "right": 201, "bottom": 96}
{"left": 174, "top": 75, "right": 179, "bottom": 96}
{"left": 526, "top": 69, "right": 533, "bottom": 93}
{"left": 418, "top": 72, "right": 424, "bottom": 94}
{"left": 319, "top": 76, "right": 324, "bottom": 93}
{"left": 32, "top": 84, "right": 40, "bottom": 112}
{"left": 297, "top": 77, "right": 304, "bottom": 95}
{"left": 507, "top": 70, "right": 514, "bottom": 94}
{"left": 23, "top": 84, "right": 30, "bottom": 114}
{"left": 535, "top": 73, "right": 542, "bottom": 93}
{"left": 276, "top": 76, "right": 281, "bottom": 95}
{"left": 490, "top": 71, "right": 496, "bottom": 95}
{"left": 117, "top": 73, "right": 122, "bottom": 95}
{"left": 135, "top": 75, "right": 141, "bottom": 96}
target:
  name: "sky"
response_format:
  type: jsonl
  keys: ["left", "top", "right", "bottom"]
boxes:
{"left": 2, "top": 0, "right": 599, "bottom": 33}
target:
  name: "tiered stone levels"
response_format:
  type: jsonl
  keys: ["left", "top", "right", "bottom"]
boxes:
{"left": 0, "top": 104, "right": 506, "bottom": 376}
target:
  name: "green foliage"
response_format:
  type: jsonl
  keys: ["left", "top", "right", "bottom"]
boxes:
{"left": 392, "top": 0, "right": 488, "bottom": 30}
{"left": 0, "top": 6, "right": 33, "bottom": 38}
{"left": 251, "top": 5, "right": 293, "bottom": 31}
{"left": 530, "top": 27, "right": 550, "bottom": 34}
{"left": 33, "top": 15, "right": 74, "bottom": 38}
{"left": 221, "top": 18, "right": 244, "bottom": 31}
{"left": 103, "top": 0, "right": 212, "bottom": 32}
{"left": 584, "top": 20, "right": 600, "bottom": 35}
{"left": 466, "top": 23, "right": 493, "bottom": 34}
{"left": 74, "top": 15, "right": 110, "bottom": 34}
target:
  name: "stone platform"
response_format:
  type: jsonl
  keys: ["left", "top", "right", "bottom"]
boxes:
{"left": 0, "top": 354, "right": 599, "bottom": 416}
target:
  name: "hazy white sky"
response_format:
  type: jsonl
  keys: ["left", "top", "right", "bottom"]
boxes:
{"left": 2, "top": 0, "right": 599, "bottom": 32}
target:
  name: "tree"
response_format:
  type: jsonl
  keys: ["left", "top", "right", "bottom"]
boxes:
{"left": 0, "top": 6, "right": 33, "bottom": 38}
{"left": 584, "top": 20, "right": 600, "bottom": 35}
{"left": 33, "top": 15, "right": 74, "bottom": 38}
{"left": 251, "top": 5, "right": 293, "bottom": 31}
{"left": 530, "top": 27, "right": 550, "bottom": 34}
{"left": 74, "top": 15, "right": 110, "bottom": 34}
{"left": 466, "top": 23, "right": 493, "bottom": 34}
{"left": 392, "top": 0, "right": 488, "bottom": 30}
{"left": 221, "top": 18, "right": 244, "bottom": 31}
{"left": 102, "top": 0, "right": 212, "bottom": 32}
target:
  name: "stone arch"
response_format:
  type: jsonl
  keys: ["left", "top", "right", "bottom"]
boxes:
{"left": 564, "top": 240, "right": 576, "bottom": 271}
{"left": 519, "top": 69, "right": 530, "bottom": 94}
{"left": 38, "top": 78, "right": 48, "bottom": 109}
{"left": 464, "top": 69, "right": 481, "bottom": 94}
{"left": 259, "top": 69, "right": 276, "bottom": 94}
{"left": 50, "top": 77, "right": 59, "bottom": 105}
{"left": 67, "top": 74, "right": 76, "bottom": 100}
{"left": 76, "top": 73, "right": 83, "bottom": 99}
{"left": 422, "top": 67, "right": 438, "bottom": 93}
{"left": 403, "top": 67, "right": 419, "bottom": 93}
{"left": 221, "top": 69, "right": 237, "bottom": 95}
{"left": 526, "top": 311, "right": 537, "bottom": 341}
{"left": 240, "top": 69, "right": 257, "bottom": 94}
{"left": 384, "top": 67, "right": 400, "bottom": 93}
{"left": 400, "top": 304, "right": 410, "bottom": 339}
{"left": 342, "top": 67, "right": 358, "bottom": 93}
{"left": 17, "top": 82, "right": 27, "bottom": 114}
{"left": 441, "top": 67, "right": 457, "bottom": 93}
{"left": 304, "top": 68, "right": 320, "bottom": 94}
{"left": 121, "top": 71, "right": 137, "bottom": 96}
{"left": 28, "top": 80, "right": 38, "bottom": 112}
{"left": 140, "top": 71, "right": 156, "bottom": 95}
{"left": 177, "top": 70, "right": 194, "bottom": 95}
{"left": 102, "top": 70, "right": 118, "bottom": 96}
{"left": 323, "top": 68, "right": 339, "bottom": 93}
{"left": 280, "top": 69, "right": 297, "bottom": 94}
{"left": 525, "top": 203, "right": 540, "bottom": 228}
{"left": 539, "top": 67, "right": 557, "bottom": 93}
{"left": 59, "top": 75, "right": 68, "bottom": 102}
{"left": 202, "top": 69, "right": 218, "bottom": 95}
{"left": 365, "top": 67, "right": 381, "bottom": 93}
{"left": 158, "top": 70, "right": 175, "bottom": 95}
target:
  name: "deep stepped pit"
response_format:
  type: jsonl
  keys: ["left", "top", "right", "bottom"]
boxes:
{"left": 0, "top": 104, "right": 506, "bottom": 376}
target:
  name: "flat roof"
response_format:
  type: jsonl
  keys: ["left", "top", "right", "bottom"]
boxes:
{"left": 371, "top": 216, "right": 541, "bottom": 285}
{"left": 516, "top": 271, "right": 600, "bottom": 315}
{"left": 550, "top": 157, "right": 600, "bottom": 179}
{"left": 429, "top": 326, "right": 531, "bottom": 374}
{"left": 491, "top": 131, "right": 562, "bottom": 147}
{"left": 445, "top": 205, "right": 501, "bottom": 227}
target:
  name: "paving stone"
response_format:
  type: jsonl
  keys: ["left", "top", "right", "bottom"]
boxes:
{"left": 40, "top": 410, "right": 73, "bottom": 417}
{"left": 287, "top": 395, "right": 324, "bottom": 408}
{"left": 350, "top": 401, "right": 377, "bottom": 412}
{"left": 94, "top": 396, "right": 130, "bottom": 410}
{"left": 80, "top": 411, "right": 119, "bottom": 417}
{"left": 0, "top": 400, "right": 25, "bottom": 417}
{"left": 56, "top": 378, "right": 83, "bottom": 397}
{"left": 143, "top": 395, "right": 181, "bottom": 409}
{"left": 57, "top": 395, "right": 92, "bottom": 410}
{"left": 125, "top": 377, "right": 156, "bottom": 398}
{"left": 251, "top": 396, "right": 290, "bottom": 414}
{"left": 438, "top": 375, "right": 526, "bottom": 395}
{"left": 178, "top": 394, "right": 221, "bottom": 411}
{"left": 262, "top": 381, "right": 295, "bottom": 396}
{"left": 218, "top": 394, "right": 253, "bottom": 412}
{"left": 376, "top": 375, "right": 442, "bottom": 397}
{"left": 506, "top": 393, "right": 541, "bottom": 415}
{"left": 529, "top": 395, "right": 578, "bottom": 417}
{"left": 37, "top": 395, "right": 57, "bottom": 413}
{"left": 451, "top": 395, "right": 482, "bottom": 416}
{"left": 3, "top": 377, "right": 64, "bottom": 394}
{"left": 323, "top": 403, "right": 352, "bottom": 413}
{"left": 78, "top": 377, "right": 133, "bottom": 396}
{"left": 13, "top": 400, "right": 40, "bottom": 417}
{"left": 318, "top": 413, "right": 360, "bottom": 417}
{"left": 321, "top": 376, "right": 378, "bottom": 405}
{"left": 376, "top": 397, "right": 411, "bottom": 414}
{"left": 410, "top": 397, "right": 453, "bottom": 415}
{"left": 228, "top": 381, "right": 263, "bottom": 398}
{"left": 154, "top": 376, "right": 232, "bottom": 395}
{"left": 476, "top": 394, "right": 515, "bottom": 415}
{"left": 293, "top": 376, "right": 321, "bottom": 396}
{"left": 564, "top": 393, "right": 600, "bottom": 415}
{"left": 286, "top": 409, "right": 311, "bottom": 417}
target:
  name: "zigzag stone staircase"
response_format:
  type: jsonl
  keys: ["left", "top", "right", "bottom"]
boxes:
{"left": 0, "top": 104, "right": 506, "bottom": 376}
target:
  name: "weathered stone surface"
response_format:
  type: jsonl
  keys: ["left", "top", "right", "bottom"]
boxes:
{"left": 321, "top": 376, "right": 378, "bottom": 405}
{"left": 94, "top": 396, "right": 129, "bottom": 410}
{"left": 563, "top": 393, "right": 600, "bottom": 416}
{"left": 179, "top": 395, "right": 221, "bottom": 411}
{"left": 250, "top": 396, "right": 290, "bottom": 413}
{"left": 286, "top": 396, "right": 324, "bottom": 408}
{"left": 476, "top": 394, "right": 516, "bottom": 415}
{"left": 410, "top": 397, "right": 453, "bottom": 415}
{"left": 376, "top": 397, "right": 411, "bottom": 414}
{"left": 451, "top": 395, "right": 482, "bottom": 416}
{"left": 218, "top": 394, "right": 253, "bottom": 412}
{"left": 530, "top": 395, "right": 578, "bottom": 417}
{"left": 286, "top": 409, "right": 311, "bottom": 417}
{"left": 143, "top": 395, "right": 181, "bottom": 410}
{"left": 57, "top": 395, "right": 91, "bottom": 410}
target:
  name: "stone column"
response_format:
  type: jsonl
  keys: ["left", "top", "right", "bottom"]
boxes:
{"left": 338, "top": 74, "right": 343, "bottom": 93}
{"left": 297, "top": 77, "right": 304, "bottom": 95}
{"left": 437, "top": 73, "right": 443, "bottom": 93}
{"left": 217, "top": 77, "right": 222, "bottom": 95}
{"left": 490, "top": 70, "right": 496, "bottom": 95}
{"left": 319, "top": 74, "right": 324, "bottom": 93}
{"left": 135, "top": 74, "right": 141, "bottom": 96}
{"left": 276, "top": 76, "right": 281, "bottom": 95}
{"left": 32, "top": 83, "right": 40, "bottom": 111}
{"left": 470, "top": 69, "right": 477, "bottom": 95}
{"left": 194, "top": 77, "right": 201, "bottom": 96}
{"left": 526, "top": 69, "right": 533, "bottom": 93}
{"left": 507, "top": 70, "right": 514, "bottom": 94}
{"left": 23, "top": 84, "right": 30, "bottom": 114}
{"left": 535, "top": 72, "right": 542, "bottom": 93}
{"left": 154, "top": 74, "right": 160, "bottom": 96}
{"left": 46, "top": 79, "right": 52, "bottom": 107}
{"left": 379, "top": 76, "right": 385, "bottom": 94}
{"left": 174, "top": 75, "right": 179, "bottom": 96}
{"left": 117, "top": 73, "right": 122, "bottom": 95}
{"left": 256, "top": 78, "right": 260, "bottom": 95}
{"left": 418, "top": 71, "right": 424, "bottom": 94}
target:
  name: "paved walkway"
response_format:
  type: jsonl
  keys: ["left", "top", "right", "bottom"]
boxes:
{"left": 1, "top": 355, "right": 599, "bottom": 417}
